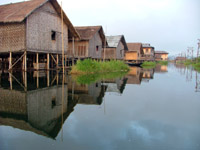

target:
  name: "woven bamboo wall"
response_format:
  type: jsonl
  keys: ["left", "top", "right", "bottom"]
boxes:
{"left": 0, "top": 23, "right": 26, "bottom": 53}
{"left": 0, "top": 89, "right": 27, "bottom": 115}
{"left": 26, "top": 2, "right": 68, "bottom": 54}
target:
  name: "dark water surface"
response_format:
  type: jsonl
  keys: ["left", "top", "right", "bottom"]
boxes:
{"left": 0, "top": 64, "right": 200, "bottom": 150}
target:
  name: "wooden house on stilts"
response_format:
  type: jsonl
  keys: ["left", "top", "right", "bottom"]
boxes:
{"left": 0, "top": 0, "right": 79, "bottom": 71}
{"left": 68, "top": 26, "right": 107, "bottom": 61}
{"left": 103, "top": 35, "right": 128, "bottom": 60}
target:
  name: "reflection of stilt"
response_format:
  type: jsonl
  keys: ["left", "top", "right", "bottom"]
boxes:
{"left": 10, "top": 72, "right": 26, "bottom": 91}
{"left": 9, "top": 71, "right": 12, "bottom": 90}
{"left": 56, "top": 71, "right": 59, "bottom": 85}
{"left": 37, "top": 71, "right": 39, "bottom": 88}
{"left": 196, "top": 71, "right": 200, "bottom": 92}
{"left": 24, "top": 71, "right": 27, "bottom": 91}
{"left": 47, "top": 71, "right": 50, "bottom": 87}
{"left": 61, "top": 72, "right": 64, "bottom": 141}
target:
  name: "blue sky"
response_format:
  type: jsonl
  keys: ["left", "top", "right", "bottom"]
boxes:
{"left": 1, "top": 0, "right": 200, "bottom": 56}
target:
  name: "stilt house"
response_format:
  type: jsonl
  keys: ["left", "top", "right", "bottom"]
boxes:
{"left": 103, "top": 35, "right": 128, "bottom": 60}
{"left": 0, "top": 0, "right": 79, "bottom": 71}
{"left": 125, "top": 43, "right": 144, "bottom": 63}
{"left": 155, "top": 51, "right": 169, "bottom": 61}
{"left": 68, "top": 26, "right": 107, "bottom": 60}
{"left": 142, "top": 43, "right": 155, "bottom": 61}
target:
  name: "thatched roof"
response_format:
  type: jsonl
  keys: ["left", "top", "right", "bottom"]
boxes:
{"left": 75, "top": 26, "right": 107, "bottom": 46}
{"left": 106, "top": 35, "right": 128, "bottom": 50}
{"left": 0, "top": 0, "right": 79, "bottom": 38}
{"left": 127, "top": 43, "right": 144, "bottom": 54}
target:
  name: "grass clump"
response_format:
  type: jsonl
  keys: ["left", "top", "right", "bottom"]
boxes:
{"left": 71, "top": 59, "right": 130, "bottom": 74}
{"left": 141, "top": 61, "right": 156, "bottom": 69}
{"left": 157, "top": 61, "right": 168, "bottom": 65}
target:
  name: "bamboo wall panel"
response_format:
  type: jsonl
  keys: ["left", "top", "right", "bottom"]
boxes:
{"left": 0, "top": 23, "right": 26, "bottom": 53}
{"left": 0, "top": 89, "right": 27, "bottom": 115}
{"left": 125, "top": 52, "right": 138, "bottom": 60}
{"left": 26, "top": 2, "right": 68, "bottom": 54}
{"left": 68, "top": 41, "right": 88, "bottom": 58}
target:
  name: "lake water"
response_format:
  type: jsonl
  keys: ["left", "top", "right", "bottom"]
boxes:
{"left": 0, "top": 63, "right": 200, "bottom": 150}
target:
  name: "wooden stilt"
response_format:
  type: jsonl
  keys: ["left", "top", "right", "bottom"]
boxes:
{"left": 36, "top": 53, "right": 39, "bottom": 70}
{"left": 9, "top": 52, "right": 12, "bottom": 70}
{"left": 56, "top": 54, "right": 59, "bottom": 69}
{"left": 47, "top": 53, "right": 50, "bottom": 70}
{"left": 24, "top": 51, "right": 27, "bottom": 72}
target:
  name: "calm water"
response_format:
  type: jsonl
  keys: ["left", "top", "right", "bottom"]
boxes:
{"left": 0, "top": 64, "right": 200, "bottom": 150}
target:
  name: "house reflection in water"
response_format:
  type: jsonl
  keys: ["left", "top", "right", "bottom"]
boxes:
{"left": 125, "top": 67, "right": 157, "bottom": 84}
{"left": 0, "top": 71, "right": 75, "bottom": 139}
{"left": 141, "top": 68, "right": 154, "bottom": 83}
{"left": 102, "top": 78, "right": 127, "bottom": 95}
{"left": 155, "top": 64, "right": 168, "bottom": 73}
{"left": 126, "top": 67, "right": 143, "bottom": 85}
{"left": 68, "top": 79, "right": 107, "bottom": 105}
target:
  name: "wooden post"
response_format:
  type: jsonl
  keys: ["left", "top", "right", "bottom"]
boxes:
{"left": 9, "top": 52, "right": 12, "bottom": 70}
{"left": 36, "top": 53, "right": 39, "bottom": 70}
{"left": 24, "top": 51, "right": 27, "bottom": 72}
{"left": 56, "top": 54, "right": 59, "bottom": 69}
{"left": 47, "top": 53, "right": 50, "bottom": 70}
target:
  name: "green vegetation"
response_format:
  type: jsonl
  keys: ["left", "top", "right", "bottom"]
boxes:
{"left": 70, "top": 59, "right": 130, "bottom": 74}
{"left": 182, "top": 57, "right": 200, "bottom": 72}
{"left": 157, "top": 61, "right": 168, "bottom": 65}
{"left": 141, "top": 61, "right": 156, "bottom": 69}
{"left": 72, "top": 71, "right": 128, "bottom": 84}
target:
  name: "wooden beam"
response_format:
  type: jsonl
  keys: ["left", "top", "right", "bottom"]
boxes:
{"left": 50, "top": 54, "right": 58, "bottom": 65}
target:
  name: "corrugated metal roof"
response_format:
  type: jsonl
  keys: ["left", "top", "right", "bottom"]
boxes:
{"left": 106, "top": 35, "right": 128, "bottom": 50}
{"left": 106, "top": 35, "right": 122, "bottom": 47}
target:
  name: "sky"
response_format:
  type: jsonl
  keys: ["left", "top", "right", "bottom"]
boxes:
{"left": 0, "top": 0, "right": 200, "bottom": 56}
